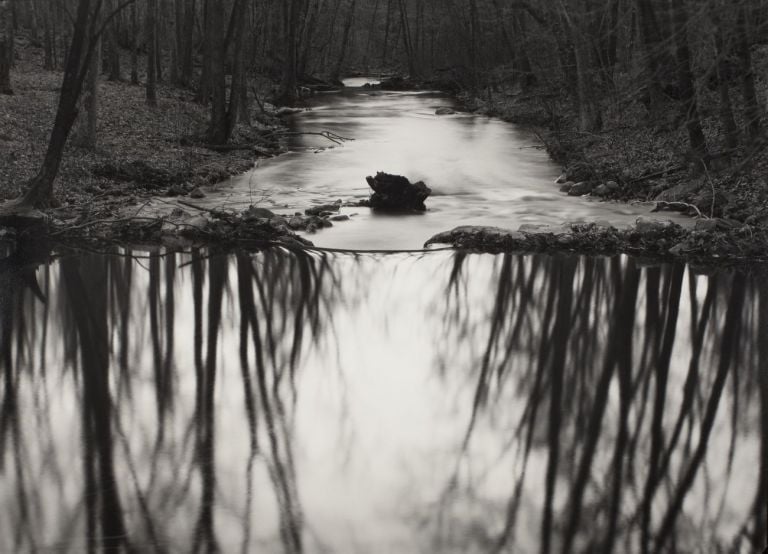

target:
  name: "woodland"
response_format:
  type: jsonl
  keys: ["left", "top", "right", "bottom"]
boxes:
{"left": 1, "top": 0, "right": 768, "bottom": 257}
{"left": 1, "top": 3, "right": 768, "bottom": 552}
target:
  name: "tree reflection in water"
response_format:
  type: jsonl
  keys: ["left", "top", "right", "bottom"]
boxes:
{"left": 0, "top": 247, "right": 765, "bottom": 553}
{"left": 0, "top": 246, "right": 338, "bottom": 553}
{"left": 437, "top": 254, "right": 766, "bottom": 553}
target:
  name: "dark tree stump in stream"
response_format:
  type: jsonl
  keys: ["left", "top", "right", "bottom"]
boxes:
{"left": 366, "top": 172, "right": 431, "bottom": 212}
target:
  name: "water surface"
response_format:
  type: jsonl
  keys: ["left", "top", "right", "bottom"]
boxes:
{"left": 214, "top": 80, "right": 688, "bottom": 250}
{"left": 0, "top": 247, "right": 765, "bottom": 553}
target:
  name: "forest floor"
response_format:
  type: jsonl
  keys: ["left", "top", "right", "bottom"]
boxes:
{"left": 0, "top": 37, "right": 291, "bottom": 226}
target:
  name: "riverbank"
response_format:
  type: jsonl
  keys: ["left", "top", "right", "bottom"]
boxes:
{"left": 446, "top": 81, "right": 768, "bottom": 262}
{"left": 3, "top": 41, "right": 768, "bottom": 264}
{"left": 458, "top": 85, "right": 768, "bottom": 226}
{"left": 425, "top": 219, "right": 768, "bottom": 268}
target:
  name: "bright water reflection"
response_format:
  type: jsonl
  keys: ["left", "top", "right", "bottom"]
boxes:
{"left": 0, "top": 247, "right": 765, "bottom": 553}
{"left": 218, "top": 83, "right": 689, "bottom": 250}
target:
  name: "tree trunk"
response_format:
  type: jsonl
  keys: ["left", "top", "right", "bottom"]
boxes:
{"left": 155, "top": 1, "right": 163, "bottom": 83}
{"left": 205, "top": 0, "right": 227, "bottom": 142}
{"left": 146, "top": 0, "right": 158, "bottom": 106}
{"left": 130, "top": 0, "right": 138, "bottom": 84}
{"left": 169, "top": 0, "right": 181, "bottom": 83}
{"left": 514, "top": 12, "right": 536, "bottom": 87}
{"left": 331, "top": 0, "right": 356, "bottom": 82}
{"left": 180, "top": 0, "right": 195, "bottom": 85}
{"left": 280, "top": 0, "right": 301, "bottom": 104}
{"left": 74, "top": 37, "right": 100, "bottom": 149}
{"left": 225, "top": 0, "right": 249, "bottom": 137}
{"left": 198, "top": 0, "right": 211, "bottom": 103}
{"left": 736, "top": 3, "right": 763, "bottom": 146}
{"left": 636, "top": 0, "right": 666, "bottom": 114}
{"left": 298, "top": 0, "right": 320, "bottom": 78}
{"left": 397, "top": 0, "right": 417, "bottom": 77}
{"left": 712, "top": 7, "right": 739, "bottom": 151}
{"left": 598, "top": 0, "right": 620, "bottom": 81}
{"left": 0, "top": 0, "right": 13, "bottom": 95}
{"left": 381, "top": 0, "right": 392, "bottom": 66}
{"left": 671, "top": 0, "right": 707, "bottom": 161}
{"left": 361, "top": 0, "right": 380, "bottom": 70}
{"left": 20, "top": 0, "right": 101, "bottom": 207}
{"left": 468, "top": 0, "right": 479, "bottom": 87}
{"left": 42, "top": 0, "right": 53, "bottom": 70}
{"left": 104, "top": 0, "right": 120, "bottom": 80}
{"left": 567, "top": 0, "right": 600, "bottom": 132}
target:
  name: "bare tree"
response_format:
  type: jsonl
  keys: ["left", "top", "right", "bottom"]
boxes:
{"left": 671, "top": 0, "right": 708, "bottom": 161}
{"left": 0, "top": 0, "right": 13, "bottom": 95}
{"left": 146, "top": 0, "right": 158, "bottom": 106}
{"left": 280, "top": 0, "right": 303, "bottom": 104}
{"left": 5, "top": 0, "right": 136, "bottom": 209}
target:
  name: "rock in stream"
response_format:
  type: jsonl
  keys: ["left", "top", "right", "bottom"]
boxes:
{"left": 366, "top": 172, "right": 431, "bottom": 212}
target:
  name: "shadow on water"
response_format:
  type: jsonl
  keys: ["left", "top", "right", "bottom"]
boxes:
{"left": 0, "top": 244, "right": 766, "bottom": 553}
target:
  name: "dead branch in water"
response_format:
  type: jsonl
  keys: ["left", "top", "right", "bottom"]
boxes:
{"left": 263, "top": 130, "right": 354, "bottom": 145}
{"left": 652, "top": 201, "right": 706, "bottom": 219}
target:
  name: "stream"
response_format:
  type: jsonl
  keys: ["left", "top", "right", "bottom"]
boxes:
{"left": 0, "top": 80, "right": 765, "bottom": 554}
{"left": 215, "top": 78, "right": 689, "bottom": 250}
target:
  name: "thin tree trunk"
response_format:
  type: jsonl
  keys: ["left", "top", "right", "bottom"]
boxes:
{"left": 105, "top": 0, "right": 120, "bottom": 80}
{"left": 514, "top": 12, "right": 536, "bottom": 87}
{"left": 671, "top": 0, "right": 707, "bottom": 161}
{"left": 636, "top": 0, "right": 666, "bottom": 114}
{"left": 146, "top": 0, "right": 158, "bottom": 105}
{"left": 280, "top": 0, "right": 301, "bottom": 104}
{"left": 74, "top": 36, "right": 100, "bottom": 149}
{"left": 205, "top": 0, "right": 227, "bottom": 142}
{"left": 130, "top": 0, "right": 138, "bottom": 84}
{"left": 397, "top": 0, "right": 416, "bottom": 77}
{"left": 331, "top": 0, "right": 356, "bottom": 82}
{"left": 381, "top": 0, "right": 392, "bottom": 67}
{"left": 173, "top": 0, "right": 183, "bottom": 83}
{"left": 361, "top": 0, "right": 380, "bottom": 70}
{"left": 297, "top": 0, "right": 320, "bottom": 78}
{"left": 225, "top": 0, "right": 248, "bottom": 136}
{"left": 0, "top": 0, "right": 13, "bottom": 95}
{"left": 42, "top": 0, "right": 53, "bottom": 69}
{"left": 567, "top": 0, "right": 600, "bottom": 132}
{"left": 468, "top": 0, "right": 479, "bottom": 86}
{"left": 155, "top": 0, "right": 163, "bottom": 83}
{"left": 736, "top": 3, "right": 763, "bottom": 146}
{"left": 181, "top": 0, "right": 195, "bottom": 85}
{"left": 712, "top": 8, "right": 739, "bottom": 151}
{"left": 599, "top": 0, "right": 620, "bottom": 80}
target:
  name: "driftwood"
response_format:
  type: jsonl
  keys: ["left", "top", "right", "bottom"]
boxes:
{"left": 652, "top": 200, "right": 705, "bottom": 219}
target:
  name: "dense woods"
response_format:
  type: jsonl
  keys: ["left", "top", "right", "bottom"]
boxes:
{"left": 1, "top": 0, "right": 768, "bottom": 220}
